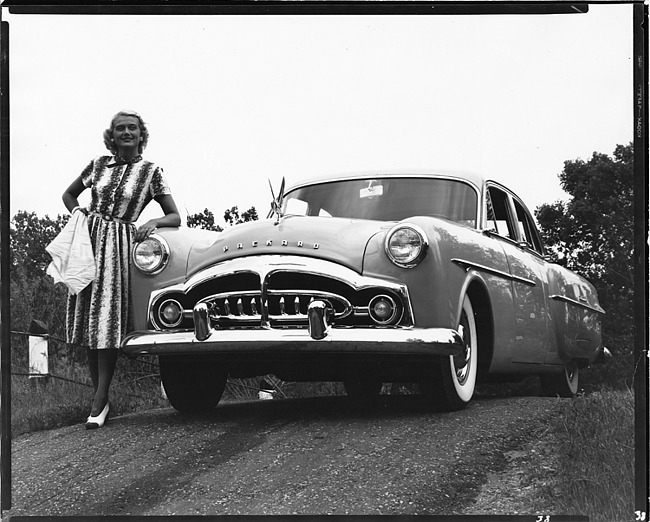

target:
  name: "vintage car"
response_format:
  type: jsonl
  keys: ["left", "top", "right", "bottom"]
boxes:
{"left": 121, "top": 171, "right": 609, "bottom": 412}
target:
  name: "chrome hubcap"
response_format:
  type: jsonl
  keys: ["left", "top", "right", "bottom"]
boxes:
{"left": 454, "top": 316, "right": 471, "bottom": 385}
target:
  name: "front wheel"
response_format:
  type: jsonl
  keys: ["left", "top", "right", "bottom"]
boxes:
{"left": 540, "top": 362, "right": 579, "bottom": 398}
{"left": 159, "top": 355, "right": 228, "bottom": 413}
{"left": 421, "top": 295, "right": 478, "bottom": 411}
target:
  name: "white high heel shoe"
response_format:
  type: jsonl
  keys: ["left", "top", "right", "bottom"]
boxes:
{"left": 85, "top": 403, "right": 109, "bottom": 430}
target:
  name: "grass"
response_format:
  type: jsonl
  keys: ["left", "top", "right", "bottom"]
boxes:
{"left": 11, "top": 350, "right": 168, "bottom": 437}
{"left": 530, "top": 389, "right": 635, "bottom": 522}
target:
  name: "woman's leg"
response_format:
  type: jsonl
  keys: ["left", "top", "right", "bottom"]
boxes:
{"left": 87, "top": 348, "right": 99, "bottom": 394}
{"left": 90, "top": 349, "right": 118, "bottom": 416}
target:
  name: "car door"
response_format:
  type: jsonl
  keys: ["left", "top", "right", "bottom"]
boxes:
{"left": 486, "top": 184, "right": 549, "bottom": 364}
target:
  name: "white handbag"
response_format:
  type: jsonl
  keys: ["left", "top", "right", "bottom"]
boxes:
{"left": 46, "top": 211, "right": 96, "bottom": 294}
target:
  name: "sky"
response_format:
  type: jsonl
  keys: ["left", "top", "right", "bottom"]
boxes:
{"left": 4, "top": 5, "right": 634, "bottom": 228}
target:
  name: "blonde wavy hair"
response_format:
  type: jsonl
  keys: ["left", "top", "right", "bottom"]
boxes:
{"left": 103, "top": 110, "right": 149, "bottom": 155}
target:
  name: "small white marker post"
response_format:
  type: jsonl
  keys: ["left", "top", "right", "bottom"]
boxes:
{"left": 28, "top": 320, "right": 49, "bottom": 384}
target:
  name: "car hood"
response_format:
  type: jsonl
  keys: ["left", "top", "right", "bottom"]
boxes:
{"left": 185, "top": 216, "right": 391, "bottom": 277}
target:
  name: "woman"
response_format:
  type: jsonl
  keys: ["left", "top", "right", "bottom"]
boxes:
{"left": 62, "top": 110, "right": 181, "bottom": 429}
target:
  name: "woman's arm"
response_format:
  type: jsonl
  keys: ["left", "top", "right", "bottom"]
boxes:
{"left": 62, "top": 175, "right": 87, "bottom": 213}
{"left": 135, "top": 194, "right": 181, "bottom": 242}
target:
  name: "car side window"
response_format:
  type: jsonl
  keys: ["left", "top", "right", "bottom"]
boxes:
{"left": 486, "top": 187, "right": 516, "bottom": 239}
{"left": 513, "top": 199, "right": 544, "bottom": 255}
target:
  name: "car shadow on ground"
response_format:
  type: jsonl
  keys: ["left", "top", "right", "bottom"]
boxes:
{"left": 134, "top": 376, "right": 546, "bottom": 428}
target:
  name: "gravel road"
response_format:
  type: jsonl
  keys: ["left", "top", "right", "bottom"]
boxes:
{"left": 4, "top": 394, "right": 563, "bottom": 517}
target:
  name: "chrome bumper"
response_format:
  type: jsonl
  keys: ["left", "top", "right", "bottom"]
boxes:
{"left": 122, "top": 299, "right": 463, "bottom": 358}
{"left": 120, "top": 326, "right": 464, "bottom": 358}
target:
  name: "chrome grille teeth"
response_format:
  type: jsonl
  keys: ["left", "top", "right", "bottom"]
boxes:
{"left": 197, "top": 290, "right": 357, "bottom": 323}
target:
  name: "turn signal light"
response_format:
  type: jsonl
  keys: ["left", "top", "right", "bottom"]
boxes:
{"left": 369, "top": 294, "right": 399, "bottom": 325}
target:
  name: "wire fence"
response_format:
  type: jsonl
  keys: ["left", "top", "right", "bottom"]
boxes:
{"left": 9, "top": 327, "right": 288, "bottom": 400}
{"left": 11, "top": 329, "right": 154, "bottom": 390}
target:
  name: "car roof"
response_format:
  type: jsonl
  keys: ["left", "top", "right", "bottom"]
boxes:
{"left": 285, "top": 169, "right": 487, "bottom": 194}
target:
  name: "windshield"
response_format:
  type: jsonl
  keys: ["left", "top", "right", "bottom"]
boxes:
{"left": 283, "top": 177, "right": 478, "bottom": 227}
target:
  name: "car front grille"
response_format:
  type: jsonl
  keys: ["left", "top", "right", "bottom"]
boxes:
{"left": 198, "top": 289, "right": 353, "bottom": 324}
{"left": 148, "top": 256, "right": 412, "bottom": 330}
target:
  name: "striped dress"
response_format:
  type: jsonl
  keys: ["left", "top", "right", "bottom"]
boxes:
{"left": 66, "top": 155, "right": 171, "bottom": 351}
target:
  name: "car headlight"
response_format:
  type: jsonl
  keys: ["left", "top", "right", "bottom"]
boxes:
{"left": 132, "top": 234, "right": 170, "bottom": 275}
{"left": 384, "top": 224, "right": 428, "bottom": 268}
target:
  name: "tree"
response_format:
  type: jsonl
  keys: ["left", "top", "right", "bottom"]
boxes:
{"left": 224, "top": 206, "right": 258, "bottom": 226}
{"left": 535, "top": 143, "right": 634, "bottom": 388}
{"left": 10, "top": 211, "right": 69, "bottom": 278}
{"left": 9, "top": 211, "right": 70, "bottom": 360}
{"left": 187, "top": 206, "right": 258, "bottom": 231}
{"left": 186, "top": 208, "right": 223, "bottom": 232}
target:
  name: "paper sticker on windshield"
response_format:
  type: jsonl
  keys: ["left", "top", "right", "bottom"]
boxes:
{"left": 360, "top": 182, "right": 384, "bottom": 199}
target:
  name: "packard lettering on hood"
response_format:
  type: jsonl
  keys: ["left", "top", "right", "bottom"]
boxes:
{"left": 122, "top": 171, "right": 609, "bottom": 414}
{"left": 222, "top": 239, "right": 320, "bottom": 252}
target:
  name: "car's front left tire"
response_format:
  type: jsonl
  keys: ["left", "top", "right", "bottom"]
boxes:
{"left": 421, "top": 294, "right": 478, "bottom": 411}
{"left": 159, "top": 355, "right": 228, "bottom": 413}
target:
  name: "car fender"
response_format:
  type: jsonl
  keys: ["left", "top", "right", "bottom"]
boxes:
{"left": 130, "top": 227, "right": 221, "bottom": 330}
{"left": 363, "top": 216, "right": 516, "bottom": 371}
{"left": 546, "top": 263, "right": 604, "bottom": 364}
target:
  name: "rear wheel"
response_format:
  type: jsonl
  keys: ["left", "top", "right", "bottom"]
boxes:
{"left": 159, "top": 355, "right": 228, "bottom": 413}
{"left": 421, "top": 295, "right": 478, "bottom": 411}
{"left": 540, "top": 362, "right": 579, "bottom": 398}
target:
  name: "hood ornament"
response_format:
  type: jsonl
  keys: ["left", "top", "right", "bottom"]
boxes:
{"left": 267, "top": 177, "right": 285, "bottom": 223}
